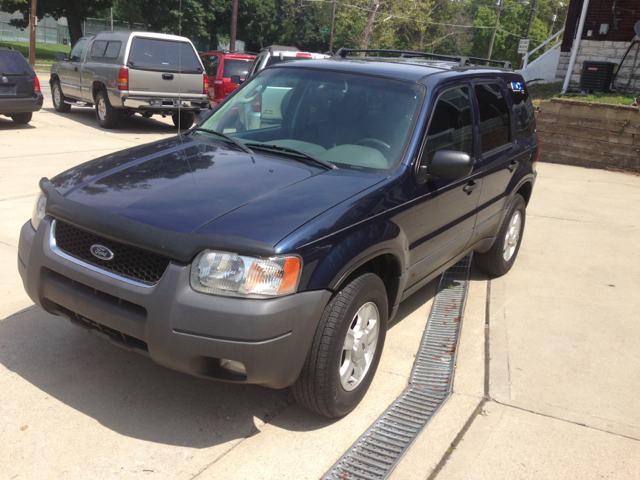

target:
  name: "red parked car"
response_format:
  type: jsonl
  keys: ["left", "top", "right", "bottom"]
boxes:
{"left": 200, "top": 51, "right": 256, "bottom": 108}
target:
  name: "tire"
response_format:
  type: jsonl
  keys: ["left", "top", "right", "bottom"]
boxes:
{"left": 52, "top": 80, "right": 71, "bottom": 113}
{"left": 95, "top": 89, "right": 121, "bottom": 129}
{"left": 172, "top": 111, "right": 195, "bottom": 129}
{"left": 293, "top": 272, "right": 388, "bottom": 418}
{"left": 10, "top": 112, "right": 32, "bottom": 124}
{"left": 475, "top": 194, "right": 526, "bottom": 277}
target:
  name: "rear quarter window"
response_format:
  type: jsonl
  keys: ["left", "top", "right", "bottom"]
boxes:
{"left": 128, "top": 38, "right": 202, "bottom": 73}
{"left": 474, "top": 83, "right": 511, "bottom": 154}
{"left": 0, "top": 51, "right": 33, "bottom": 75}
{"left": 512, "top": 84, "right": 536, "bottom": 137}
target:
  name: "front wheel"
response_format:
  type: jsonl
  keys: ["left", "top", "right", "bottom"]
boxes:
{"left": 475, "top": 193, "right": 526, "bottom": 276}
{"left": 172, "top": 111, "right": 195, "bottom": 129}
{"left": 95, "top": 90, "right": 121, "bottom": 129}
{"left": 292, "top": 272, "right": 388, "bottom": 418}
{"left": 52, "top": 80, "right": 71, "bottom": 113}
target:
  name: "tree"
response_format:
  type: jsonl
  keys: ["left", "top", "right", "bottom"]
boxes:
{"left": 0, "top": 0, "right": 113, "bottom": 45}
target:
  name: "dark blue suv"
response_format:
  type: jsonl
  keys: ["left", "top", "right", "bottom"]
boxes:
{"left": 18, "top": 49, "right": 538, "bottom": 418}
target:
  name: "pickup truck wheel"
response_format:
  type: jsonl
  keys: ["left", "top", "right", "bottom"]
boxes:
{"left": 292, "top": 272, "right": 388, "bottom": 418}
{"left": 475, "top": 193, "right": 526, "bottom": 276}
{"left": 172, "top": 111, "right": 195, "bottom": 129}
{"left": 95, "top": 90, "right": 121, "bottom": 129}
{"left": 10, "top": 112, "right": 32, "bottom": 124}
{"left": 52, "top": 80, "right": 71, "bottom": 113}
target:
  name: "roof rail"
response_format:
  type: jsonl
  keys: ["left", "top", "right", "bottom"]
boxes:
{"left": 335, "top": 48, "right": 512, "bottom": 70}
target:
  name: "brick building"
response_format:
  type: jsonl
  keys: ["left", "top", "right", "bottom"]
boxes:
{"left": 556, "top": 0, "right": 640, "bottom": 90}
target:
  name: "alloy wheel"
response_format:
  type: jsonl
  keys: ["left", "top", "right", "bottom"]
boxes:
{"left": 340, "top": 301, "right": 380, "bottom": 391}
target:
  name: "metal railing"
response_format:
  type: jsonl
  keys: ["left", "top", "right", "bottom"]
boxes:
{"left": 522, "top": 27, "right": 564, "bottom": 70}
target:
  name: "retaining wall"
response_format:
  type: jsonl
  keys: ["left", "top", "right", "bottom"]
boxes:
{"left": 536, "top": 98, "right": 640, "bottom": 173}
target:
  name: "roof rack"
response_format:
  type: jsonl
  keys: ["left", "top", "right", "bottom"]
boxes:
{"left": 335, "top": 48, "right": 512, "bottom": 70}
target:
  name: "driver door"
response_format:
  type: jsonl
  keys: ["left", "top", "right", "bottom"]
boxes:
{"left": 59, "top": 38, "right": 87, "bottom": 100}
{"left": 405, "top": 84, "right": 482, "bottom": 292}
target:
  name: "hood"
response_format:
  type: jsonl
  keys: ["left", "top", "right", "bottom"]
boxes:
{"left": 51, "top": 136, "right": 384, "bottom": 245}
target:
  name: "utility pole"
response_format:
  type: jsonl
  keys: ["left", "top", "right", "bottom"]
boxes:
{"left": 110, "top": 8, "right": 114, "bottom": 30}
{"left": 487, "top": 0, "right": 503, "bottom": 60}
{"left": 230, "top": 0, "right": 238, "bottom": 51}
{"left": 329, "top": 0, "right": 337, "bottom": 52}
{"left": 520, "top": 0, "right": 538, "bottom": 69}
{"left": 29, "top": 0, "right": 37, "bottom": 68}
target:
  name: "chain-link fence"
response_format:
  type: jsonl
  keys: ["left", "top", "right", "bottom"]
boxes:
{"left": 1, "top": 12, "right": 146, "bottom": 46}
{"left": 1, "top": 11, "right": 68, "bottom": 44}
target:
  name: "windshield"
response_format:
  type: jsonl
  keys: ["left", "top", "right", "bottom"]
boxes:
{"left": 199, "top": 68, "right": 424, "bottom": 173}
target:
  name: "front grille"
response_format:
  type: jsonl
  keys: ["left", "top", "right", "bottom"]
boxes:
{"left": 53, "top": 220, "right": 171, "bottom": 285}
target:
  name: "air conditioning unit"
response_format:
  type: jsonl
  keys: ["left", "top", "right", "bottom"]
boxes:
{"left": 579, "top": 61, "right": 616, "bottom": 92}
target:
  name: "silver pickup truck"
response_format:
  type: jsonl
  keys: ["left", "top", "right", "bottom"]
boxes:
{"left": 51, "top": 31, "right": 209, "bottom": 129}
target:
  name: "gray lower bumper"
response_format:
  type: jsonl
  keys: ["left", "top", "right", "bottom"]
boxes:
{"left": 0, "top": 93, "right": 43, "bottom": 114}
{"left": 18, "top": 219, "right": 331, "bottom": 389}
{"left": 122, "top": 96, "right": 208, "bottom": 112}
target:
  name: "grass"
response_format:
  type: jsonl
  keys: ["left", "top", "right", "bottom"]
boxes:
{"left": 527, "top": 81, "right": 638, "bottom": 106}
{"left": 0, "top": 40, "right": 70, "bottom": 62}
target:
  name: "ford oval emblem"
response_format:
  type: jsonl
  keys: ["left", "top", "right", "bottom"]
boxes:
{"left": 90, "top": 244, "right": 114, "bottom": 261}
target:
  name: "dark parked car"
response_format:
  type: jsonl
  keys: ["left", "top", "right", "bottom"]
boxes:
{"left": 0, "top": 47, "right": 43, "bottom": 124}
{"left": 18, "top": 49, "right": 537, "bottom": 418}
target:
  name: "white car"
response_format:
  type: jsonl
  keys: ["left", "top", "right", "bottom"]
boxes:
{"left": 246, "top": 46, "right": 330, "bottom": 79}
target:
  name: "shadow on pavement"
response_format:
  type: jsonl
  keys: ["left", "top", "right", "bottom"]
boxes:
{"left": 40, "top": 106, "right": 186, "bottom": 135}
{"left": 0, "top": 306, "right": 321, "bottom": 448}
{"left": 0, "top": 117, "right": 36, "bottom": 131}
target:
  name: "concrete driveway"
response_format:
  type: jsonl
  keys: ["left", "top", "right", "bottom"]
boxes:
{"left": 1, "top": 87, "right": 639, "bottom": 479}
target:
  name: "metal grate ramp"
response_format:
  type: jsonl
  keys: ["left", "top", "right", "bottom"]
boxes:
{"left": 322, "top": 254, "right": 472, "bottom": 480}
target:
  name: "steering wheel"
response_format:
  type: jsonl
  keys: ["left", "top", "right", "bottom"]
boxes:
{"left": 356, "top": 138, "right": 391, "bottom": 154}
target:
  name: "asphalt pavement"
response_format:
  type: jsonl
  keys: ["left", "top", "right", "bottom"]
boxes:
{"left": 1, "top": 87, "right": 639, "bottom": 479}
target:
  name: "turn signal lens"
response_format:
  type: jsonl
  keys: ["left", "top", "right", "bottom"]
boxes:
{"left": 117, "top": 67, "right": 128, "bottom": 90}
{"left": 190, "top": 250, "right": 302, "bottom": 298}
{"left": 31, "top": 192, "right": 46, "bottom": 230}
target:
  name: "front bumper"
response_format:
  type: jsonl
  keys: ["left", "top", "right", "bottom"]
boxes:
{"left": 18, "top": 218, "right": 331, "bottom": 389}
{"left": 0, "top": 92, "right": 44, "bottom": 114}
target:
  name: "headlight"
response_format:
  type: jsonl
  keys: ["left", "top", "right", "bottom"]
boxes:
{"left": 31, "top": 192, "right": 46, "bottom": 230}
{"left": 190, "top": 250, "right": 302, "bottom": 298}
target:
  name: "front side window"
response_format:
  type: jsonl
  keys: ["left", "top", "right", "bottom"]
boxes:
{"left": 474, "top": 83, "right": 511, "bottom": 154}
{"left": 69, "top": 39, "right": 87, "bottom": 62}
{"left": 198, "top": 68, "right": 425, "bottom": 173}
{"left": 423, "top": 87, "right": 473, "bottom": 165}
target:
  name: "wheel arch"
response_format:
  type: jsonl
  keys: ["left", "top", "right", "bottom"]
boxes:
{"left": 515, "top": 180, "right": 533, "bottom": 205}
{"left": 92, "top": 81, "right": 107, "bottom": 102}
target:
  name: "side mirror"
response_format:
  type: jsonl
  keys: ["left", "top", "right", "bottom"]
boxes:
{"left": 230, "top": 75, "right": 244, "bottom": 85}
{"left": 417, "top": 150, "right": 473, "bottom": 183}
{"left": 54, "top": 52, "right": 68, "bottom": 61}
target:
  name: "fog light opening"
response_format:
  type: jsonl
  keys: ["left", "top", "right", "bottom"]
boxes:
{"left": 220, "top": 359, "right": 247, "bottom": 375}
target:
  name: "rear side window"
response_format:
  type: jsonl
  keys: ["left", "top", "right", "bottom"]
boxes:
{"left": 202, "top": 55, "right": 219, "bottom": 77}
{"left": 423, "top": 87, "right": 474, "bottom": 165}
{"left": 128, "top": 38, "right": 202, "bottom": 73}
{"left": 0, "top": 51, "right": 33, "bottom": 75}
{"left": 222, "top": 59, "right": 250, "bottom": 78}
{"left": 90, "top": 40, "right": 121, "bottom": 60}
{"left": 474, "top": 83, "right": 511, "bottom": 154}
{"left": 512, "top": 85, "right": 536, "bottom": 137}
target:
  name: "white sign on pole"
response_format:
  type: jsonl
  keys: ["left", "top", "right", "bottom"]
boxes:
{"left": 518, "top": 39, "right": 530, "bottom": 54}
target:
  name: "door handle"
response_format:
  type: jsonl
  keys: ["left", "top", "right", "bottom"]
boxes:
{"left": 508, "top": 161, "right": 519, "bottom": 172}
{"left": 463, "top": 180, "right": 479, "bottom": 194}
{"left": 74, "top": 67, "right": 78, "bottom": 72}
{"left": 162, "top": 74, "right": 174, "bottom": 80}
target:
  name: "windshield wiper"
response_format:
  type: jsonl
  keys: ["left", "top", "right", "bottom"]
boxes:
{"left": 244, "top": 143, "right": 336, "bottom": 170}
{"left": 193, "top": 128, "right": 254, "bottom": 154}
